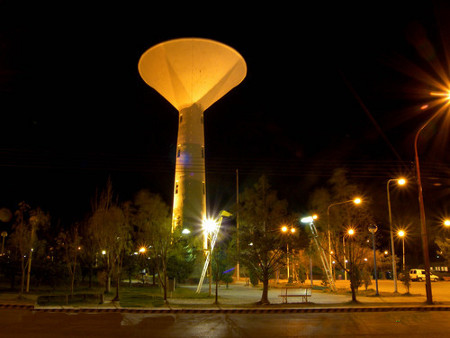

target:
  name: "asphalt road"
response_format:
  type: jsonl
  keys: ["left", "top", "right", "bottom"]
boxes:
{"left": 1, "top": 309, "right": 450, "bottom": 337}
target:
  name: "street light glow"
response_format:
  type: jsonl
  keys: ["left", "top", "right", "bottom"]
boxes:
{"left": 397, "top": 178, "right": 406, "bottom": 186}
{"left": 300, "top": 216, "right": 314, "bottom": 223}
{"left": 139, "top": 247, "right": 146, "bottom": 254}
{"left": 348, "top": 228, "right": 355, "bottom": 235}
{"left": 353, "top": 198, "right": 362, "bottom": 205}
{"left": 398, "top": 230, "right": 405, "bottom": 237}
{"left": 444, "top": 219, "right": 450, "bottom": 227}
{"left": 203, "top": 218, "right": 217, "bottom": 234}
{"left": 281, "top": 225, "right": 288, "bottom": 232}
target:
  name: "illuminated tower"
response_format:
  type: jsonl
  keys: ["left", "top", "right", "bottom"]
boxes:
{"left": 138, "top": 38, "right": 246, "bottom": 247}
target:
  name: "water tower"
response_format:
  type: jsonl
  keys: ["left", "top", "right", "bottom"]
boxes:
{"left": 138, "top": 38, "right": 246, "bottom": 248}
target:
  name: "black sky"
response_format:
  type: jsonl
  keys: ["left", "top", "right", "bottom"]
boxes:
{"left": 0, "top": 1, "right": 449, "bottom": 227}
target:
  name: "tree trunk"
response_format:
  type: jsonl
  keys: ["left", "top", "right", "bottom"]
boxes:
{"left": 259, "top": 273, "right": 270, "bottom": 305}
{"left": 350, "top": 275, "right": 357, "bottom": 302}
{"left": 19, "top": 256, "right": 25, "bottom": 298}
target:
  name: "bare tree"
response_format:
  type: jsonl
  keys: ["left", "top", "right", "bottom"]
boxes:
{"left": 57, "top": 224, "right": 82, "bottom": 296}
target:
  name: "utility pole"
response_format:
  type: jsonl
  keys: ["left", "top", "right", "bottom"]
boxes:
{"left": 236, "top": 169, "right": 240, "bottom": 281}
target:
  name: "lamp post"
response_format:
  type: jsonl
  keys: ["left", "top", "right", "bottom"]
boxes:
{"left": 327, "top": 198, "right": 362, "bottom": 280}
{"left": 281, "top": 225, "right": 296, "bottom": 280}
{"left": 386, "top": 177, "right": 406, "bottom": 293}
{"left": 397, "top": 230, "right": 406, "bottom": 271}
{"left": 368, "top": 224, "right": 379, "bottom": 296}
{"left": 414, "top": 90, "right": 449, "bottom": 305}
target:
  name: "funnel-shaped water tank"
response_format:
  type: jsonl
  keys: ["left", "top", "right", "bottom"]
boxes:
{"left": 138, "top": 38, "right": 246, "bottom": 244}
{"left": 138, "top": 38, "right": 247, "bottom": 111}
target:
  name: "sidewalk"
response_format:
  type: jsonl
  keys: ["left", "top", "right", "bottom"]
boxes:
{"left": 1, "top": 279, "right": 449, "bottom": 312}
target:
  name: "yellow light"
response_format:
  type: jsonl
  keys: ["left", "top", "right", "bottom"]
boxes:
{"left": 384, "top": 250, "right": 389, "bottom": 255}
{"left": 290, "top": 228, "right": 296, "bottom": 234}
{"left": 139, "top": 247, "right": 146, "bottom": 254}
{"left": 203, "top": 218, "right": 217, "bottom": 234}
{"left": 398, "top": 230, "right": 405, "bottom": 237}
{"left": 101, "top": 250, "right": 106, "bottom": 255}
{"left": 353, "top": 198, "right": 362, "bottom": 205}
{"left": 348, "top": 229, "right": 355, "bottom": 235}
{"left": 444, "top": 219, "right": 450, "bottom": 227}
{"left": 281, "top": 226, "right": 288, "bottom": 233}
{"left": 397, "top": 178, "right": 406, "bottom": 186}
{"left": 312, "top": 214, "right": 318, "bottom": 220}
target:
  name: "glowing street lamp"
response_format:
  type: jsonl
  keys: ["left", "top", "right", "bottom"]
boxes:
{"left": 444, "top": 219, "right": 450, "bottom": 227}
{"left": 386, "top": 177, "right": 407, "bottom": 293}
{"left": 414, "top": 89, "right": 450, "bottom": 305}
{"left": 397, "top": 230, "right": 406, "bottom": 271}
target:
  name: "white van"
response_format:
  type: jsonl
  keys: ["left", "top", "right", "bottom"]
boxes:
{"left": 409, "top": 269, "right": 439, "bottom": 282}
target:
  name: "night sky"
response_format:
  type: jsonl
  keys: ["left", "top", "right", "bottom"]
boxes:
{"left": 0, "top": 1, "right": 449, "bottom": 234}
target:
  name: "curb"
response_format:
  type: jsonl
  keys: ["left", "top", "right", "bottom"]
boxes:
{"left": 1, "top": 304, "right": 450, "bottom": 313}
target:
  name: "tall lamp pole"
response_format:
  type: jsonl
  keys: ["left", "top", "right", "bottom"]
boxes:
{"left": 386, "top": 178, "right": 406, "bottom": 293}
{"left": 398, "top": 230, "right": 406, "bottom": 271}
{"left": 368, "top": 224, "right": 379, "bottom": 296}
{"left": 414, "top": 90, "right": 450, "bottom": 305}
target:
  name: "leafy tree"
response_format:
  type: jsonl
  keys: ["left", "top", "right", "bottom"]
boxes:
{"left": 10, "top": 202, "right": 50, "bottom": 297}
{"left": 308, "top": 168, "right": 375, "bottom": 302}
{"left": 87, "top": 179, "right": 130, "bottom": 299}
{"left": 133, "top": 189, "right": 174, "bottom": 303}
{"left": 239, "top": 175, "right": 289, "bottom": 305}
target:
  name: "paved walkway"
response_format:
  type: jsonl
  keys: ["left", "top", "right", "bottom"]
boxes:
{"left": 1, "top": 279, "right": 449, "bottom": 312}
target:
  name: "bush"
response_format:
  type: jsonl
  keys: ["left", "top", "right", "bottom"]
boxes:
{"left": 399, "top": 272, "right": 411, "bottom": 294}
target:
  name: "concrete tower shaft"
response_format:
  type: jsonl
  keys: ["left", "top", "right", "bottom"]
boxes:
{"left": 173, "top": 103, "right": 206, "bottom": 232}
{"left": 138, "top": 38, "right": 246, "bottom": 242}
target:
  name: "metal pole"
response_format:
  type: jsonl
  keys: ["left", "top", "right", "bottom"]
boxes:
{"left": 413, "top": 107, "right": 444, "bottom": 305}
{"left": 402, "top": 237, "right": 406, "bottom": 271}
{"left": 236, "top": 169, "right": 240, "bottom": 281}
{"left": 372, "top": 232, "right": 379, "bottom": 295}
{"left": 387, "top": 179, "right": 398, "bottom": 293}
{"left": 287, "top": 243, "right": 290, "bottom": 280}
{"left": 343, "top": 237, "right": 347, "bottom": 281}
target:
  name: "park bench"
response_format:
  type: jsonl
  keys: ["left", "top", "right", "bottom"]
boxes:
{"left": 278, "top": 286, "right": 312, "bottom": 304}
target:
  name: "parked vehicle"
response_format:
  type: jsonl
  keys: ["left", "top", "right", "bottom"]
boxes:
{"left": 409, "top": 269, "right": 439, "bottom": 282}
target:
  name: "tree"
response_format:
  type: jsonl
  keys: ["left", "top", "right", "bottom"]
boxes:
{"left": 239, "top": 175, "right": 289, "bottom": 305}
{"left": 133, "top": 189, "right": 173, "bottom": 303}
{"left": 308, "top": 168, "right": 375, "bottom": 302}
{"left": 10, "top": 202, "right": 50, "bottom": 297}
{"left": 56, "top": 224, "right": 82, "bottom": 296}
{"left": 87, "top": 179, "right": 130, "bottom": 299}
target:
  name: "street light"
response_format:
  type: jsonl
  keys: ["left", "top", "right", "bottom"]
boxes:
{"left": 414, "top": 90, "right": 450, "bottom": 305}
{"left": 397, "top": 230, "right": 406, "bottom": 271}
{"left": 386, "top": 177, "right": 407, "bottom": 293}
{"left": 368, "top": 224, "right": 379, "bottom": 296}
{"left": 281, "top": 225, "right": 296, "bottom": 280}
{"left": 327, "top": 198, "right": 362, "bottom": 281}
{"left": 343, "top": 228, "right": 355, "bottom": 281}
{"left": 444, "top": 219, "right": 450, "bottom": 227}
